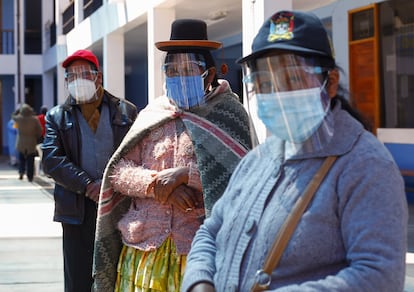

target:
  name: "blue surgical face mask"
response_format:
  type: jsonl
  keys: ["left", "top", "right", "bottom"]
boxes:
{"left": 165, "top": 74, "right": 205, "bottom": 109}
{"left": 256, "top": 85, "right": 330, "bottom": 143}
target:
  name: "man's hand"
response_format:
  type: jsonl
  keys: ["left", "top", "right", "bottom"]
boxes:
{"left": 154, "top": 167, "right": 189, "bottom": 203}
{"left": 85, "top": 180, "right": 101, "bottom": 202}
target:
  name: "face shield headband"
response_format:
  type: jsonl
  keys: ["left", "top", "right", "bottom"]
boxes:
{"left": 64, "top": 65, "right": 99, "bottom": 104}
{"left": 163, "top": 53, "right": 208, "bottom": 109}
{"left": 241, "top": 54, "right": 333, "bottom": 147}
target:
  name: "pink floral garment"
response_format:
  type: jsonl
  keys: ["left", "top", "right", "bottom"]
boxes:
{"left": 110, "top": 118, "right": 204, "bottom": 255}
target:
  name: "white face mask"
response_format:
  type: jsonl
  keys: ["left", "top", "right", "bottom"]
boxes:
{"left": 67, "top": 78, "right": 98, "bottom": 104}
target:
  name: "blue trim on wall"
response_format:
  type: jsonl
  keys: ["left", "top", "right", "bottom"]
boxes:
{"left": 384, "top": 142, "right": 414, "bottom": 204}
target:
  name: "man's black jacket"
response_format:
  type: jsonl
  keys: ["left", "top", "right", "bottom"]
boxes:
{"left": 42, "top": 91, "right": 137, "bottom": 224}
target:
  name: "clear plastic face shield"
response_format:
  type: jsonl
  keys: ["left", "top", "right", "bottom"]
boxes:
{"left": 162, "top": 53, "right": 209, "bottom": 109}
{"left": 241, "top": 53, "right": 332, "bottom": 147}
{"left": 64, "top": 65, "right": 99, "bottom": 104}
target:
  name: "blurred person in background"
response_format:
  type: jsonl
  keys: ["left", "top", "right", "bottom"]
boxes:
{"left": 37, "top": 105, "right": 48, "bottom": 142}
{"left": 7, "top": 117, "right": 18, "bottom": 166}
{"left": 11, "top": 103, "right": 42, "bottom": 182}
{"left": 36, "top": 105, "right": 48, "bottom": 174}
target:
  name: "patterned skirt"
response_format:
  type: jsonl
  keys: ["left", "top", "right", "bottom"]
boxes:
{"left": 115, "top": 237, "right": 186, "bottom": 292}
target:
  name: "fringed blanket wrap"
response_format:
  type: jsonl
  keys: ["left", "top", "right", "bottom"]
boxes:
{"left": 93, "top": 92, "right": 252, "bottom": 291}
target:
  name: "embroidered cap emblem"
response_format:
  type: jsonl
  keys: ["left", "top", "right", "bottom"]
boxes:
{"left": 268, "top": 12, "right": 295, "bottom": 42}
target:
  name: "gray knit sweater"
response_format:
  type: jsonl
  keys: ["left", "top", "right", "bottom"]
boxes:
{"left": 182, "top": 104, "right": 408, "bottom": 292}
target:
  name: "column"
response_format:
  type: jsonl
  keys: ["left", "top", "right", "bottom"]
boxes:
{"left": 74, "top": 0, "right": 84, "bottom": 26}
{"left": 42, "top": 70, "right": 54, "bottom": 108}
{"left": 57, "top": 63, "right": 66, "bottom": 104}
{"left": 147, "top": 7, "right": 175, "bottom": 102}
{"left": 55, "top": 0, "right": 66, "bottom": 104}
{"left": 241, "top": 0, "right": 292, "bottom": 60}
{"left": 103, "top": 33, "right": 125, "bottom": 98}
{"left": 241, "top": 0, "right": 293, "bottom": 143}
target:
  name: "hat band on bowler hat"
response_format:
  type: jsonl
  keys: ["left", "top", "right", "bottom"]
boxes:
{"left": 155, "top": 40, "right": 222, "bottom": 51}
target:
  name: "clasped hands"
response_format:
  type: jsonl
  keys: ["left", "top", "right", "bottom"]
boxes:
{"left": 152, "top": 167, "right": 199, "bottom": 212}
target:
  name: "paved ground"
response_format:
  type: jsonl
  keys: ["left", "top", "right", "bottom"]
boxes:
{"left": 0, "top": 154, "right": 413, "bottom": 291}
{"left": 0, "top": 156, "right": 63, "bottom": 292}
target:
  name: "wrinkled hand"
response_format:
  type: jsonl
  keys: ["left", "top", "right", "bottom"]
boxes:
{"left": 86, "top": 180, "right": 101, "bottom": 202}
{"left": 154, "top": 167, "right": 189, "bottom": 203}
{"left": 190, "top": 282, "right": 215, "bottom": 292}
{"left": 166, "top": 184, "right": 198, "bottom": 212}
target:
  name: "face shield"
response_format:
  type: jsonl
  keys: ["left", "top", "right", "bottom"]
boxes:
{"left": 64, "top": 65, "right": 99, "bottom": 104}
{"left": 241, "top": 53, "right": 332, "bottom": 146}
{"left": 162, "top": 53, "right": 208, "bottom": 109}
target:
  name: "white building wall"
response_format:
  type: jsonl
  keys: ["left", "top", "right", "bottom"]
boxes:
{"left": 65, "top": 2, "right": 127, "bottom": 56}
{"left": 0, "top": 55, "right": 16, "bottom": 74}
{"left": 2, "top": 0, "right": 399, "bottom": 153}
{"left": 42, "top": 0, "right": 54, "bottom": 53}
{"left": 42, "top": 70, "right": 55, "bottom": 110}
{"left": 147, "top": 7, "right": 175, "bottom": 101}
{"left": 313, "top": 0, "right": 384, "bottom": 91}
{"left": 21, "top": 55, "right": 43, "bottom": 74}
{"left": 103, "top": 32, "right": 125, "bottom": 98}
{"left": 241, "top": 0, "right": 294, "bottom": 143}
{"left": 50, "top": 0, "right": 391, "bottom": 108}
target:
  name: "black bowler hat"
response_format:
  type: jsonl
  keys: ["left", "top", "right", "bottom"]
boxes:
{"left": 238, "top": 10, "right": 334, "bottom": 63}
{"left": 155, "top": 19, "right": 222, "bottom": 51}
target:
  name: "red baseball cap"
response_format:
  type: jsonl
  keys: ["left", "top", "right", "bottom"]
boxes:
{"left": 62, "top": 49, "right": 100, "bottom": 69}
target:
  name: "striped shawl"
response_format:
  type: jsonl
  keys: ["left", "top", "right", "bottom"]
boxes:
{"left": 93, "top": 88, "right": 252, "bottom": 291}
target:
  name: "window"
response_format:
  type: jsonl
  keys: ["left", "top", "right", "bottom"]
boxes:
{"left": 24, "top": 0, "right": 41, "bottom": 54}
{"left": 83, "top": 0, "right": 102, "bottom": 18}
{"left": 62, "top": 2, "right": 74, "bottom": 35}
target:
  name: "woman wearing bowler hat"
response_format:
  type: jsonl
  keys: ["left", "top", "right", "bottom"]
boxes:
{"left": 93, "top": 19, "right": 253, "bottom": 291}
{"left": 182, "top": 10, "right": 408, "bottom": 292}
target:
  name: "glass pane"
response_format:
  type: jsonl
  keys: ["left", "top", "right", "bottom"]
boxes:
{"left": 381, "top": 1, "right": 414, "bottom": 128}
{"left": 352, "top": 9, "right": 374, "bottom": 40}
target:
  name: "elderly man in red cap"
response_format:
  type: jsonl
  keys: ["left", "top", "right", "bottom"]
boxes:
{"left": 41, "top": 49, "right": 137, "bottom": 292}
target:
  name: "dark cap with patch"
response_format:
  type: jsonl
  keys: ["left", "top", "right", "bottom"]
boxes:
{"left": 238, "top": 10, "right": 334, "bottom": 63}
